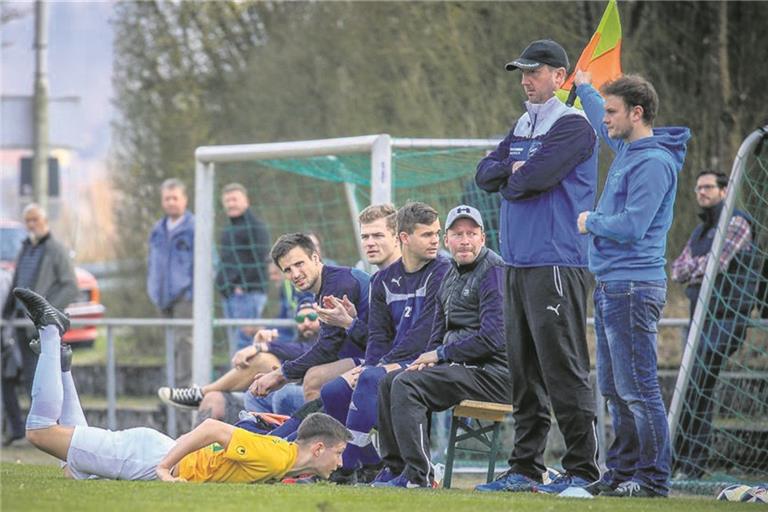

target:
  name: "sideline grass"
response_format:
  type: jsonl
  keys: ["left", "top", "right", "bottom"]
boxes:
{"left": 1, "top": 463, "right": 742, "bottom": 512}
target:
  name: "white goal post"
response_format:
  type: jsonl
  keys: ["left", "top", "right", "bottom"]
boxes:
{"left": 191, "top": 134, "right": 500, "bottom": 384}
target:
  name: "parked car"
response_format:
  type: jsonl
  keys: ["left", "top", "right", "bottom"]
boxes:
{"left": 0, "top": 219, "right": 105, "bottom": 346}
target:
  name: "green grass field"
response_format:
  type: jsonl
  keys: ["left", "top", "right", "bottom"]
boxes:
{"left": 1, "top": 461, "right": 750, "bottom": 512}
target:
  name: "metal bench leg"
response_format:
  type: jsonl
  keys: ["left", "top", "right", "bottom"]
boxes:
{"left": 486, "top": 421, "right": 503, "bottom": 483}
{"left": 443, "top": 415, "right": 460, "bottom": 489}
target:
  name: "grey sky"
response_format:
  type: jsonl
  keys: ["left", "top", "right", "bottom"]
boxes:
{"left": 1, "top": 1, "right": 114, "bottom": 161}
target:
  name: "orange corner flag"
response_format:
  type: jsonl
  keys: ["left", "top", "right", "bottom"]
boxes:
{"left": 556, "top": 0, "right": 622, "bottom": 107}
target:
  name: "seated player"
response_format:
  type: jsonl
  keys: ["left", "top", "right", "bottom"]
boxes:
{"left": 157, "top": 298, "right": 320, "bottom": 422}
{"left": 250, "top": 233, "right": 369, "bottom": 400}
{"left": 318, "top": 202, "right": 450, "bottom": 484}
{"left": 373, "top": 206, "right": 510, "bottom": 489}
{"left": 14, "top": 287, "right": 350, "bottom": 483}
{"left": 315, "top": 203, "right": 401, "bottom": 346}
{"left": 246, "top": 205, "right": 402, "bottom": 448}
{"left": 279, "top": 205, "right": 401, "bottom": 401}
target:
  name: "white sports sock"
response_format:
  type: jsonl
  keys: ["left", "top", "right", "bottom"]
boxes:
{"left": 40, "top": 324, "right": 60, "bottom": 353}
{"left": 60, "top": 371, "right": 87, "bottom": 427}
{"left": 26, "top": 326, "right": 63, "bottom": 430}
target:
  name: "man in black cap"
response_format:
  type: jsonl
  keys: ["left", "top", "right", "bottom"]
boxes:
{"left": 474, "top": 39, "right": 600, "bottom": 494}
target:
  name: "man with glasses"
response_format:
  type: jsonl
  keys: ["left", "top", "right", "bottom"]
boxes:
{"left": 157, "top": 298, "right": 321, "bottom": 422}
{"left": 670, "top": 170, "right": 759, "bottom": 478}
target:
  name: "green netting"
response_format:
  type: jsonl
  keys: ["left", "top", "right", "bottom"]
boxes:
{"left": 260, "top": 147, "right": 491, "bottom": 188}
{"left": 209, "top": 144, "right": 497, "bottom": 357}
{"left": 671, "top": 128, "right": 768, "bottom": 487}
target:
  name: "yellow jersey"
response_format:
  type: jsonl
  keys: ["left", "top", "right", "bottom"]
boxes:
{"left": 178, "top": 428, "right": 298, "bottom": 483}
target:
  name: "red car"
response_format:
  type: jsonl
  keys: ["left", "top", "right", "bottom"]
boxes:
{"left": 0, "top": 219, "right": 105, "bottom": 346}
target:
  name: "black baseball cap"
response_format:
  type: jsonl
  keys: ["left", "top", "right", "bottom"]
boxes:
{"left": 505, "top": 39, "right": 569, "bottom": 71}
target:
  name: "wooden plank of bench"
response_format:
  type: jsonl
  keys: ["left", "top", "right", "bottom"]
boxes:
{"left": 453, "top": 400, "right": 513, "bottom": 422}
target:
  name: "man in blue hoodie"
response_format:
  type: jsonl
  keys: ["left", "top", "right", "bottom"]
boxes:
{"left": 475, "top": 39, "right": 600, "bottom": 494}
{"left": 575, "top": 72, "right": 691, "bottom": 498}
{"left": 147, "top": 178, "right": 195, "bottom": 386}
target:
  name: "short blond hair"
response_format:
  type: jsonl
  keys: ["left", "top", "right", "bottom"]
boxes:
{"left": 359, "top": 204, "right": 397, "bottom": 234}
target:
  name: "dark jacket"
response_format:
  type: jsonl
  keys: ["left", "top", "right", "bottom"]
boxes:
{"left": 215, "top": 209, "right": 271, "bottom": 297}
{"left": 476, "top": 96, "right": 598, "bottom": 267}
{"left": 685, "top": 202, "right": 759, "bottom": 320}
{"left": 268, "top": 331, "right": 318, "bottom": 363}
{"left": 365, "top": 256, "right": 451, "bottom": 366}
{"left": 427, "top": 247, "right": 507, "bottom": 369}
{"left": 2, "top": 233, "right": 78, "bottom": 321}
{"left": 281, "top": 265, "right": 369, "bottom": 380}
{"left": 147, "top": 211, "right": 194, "bottom": 310}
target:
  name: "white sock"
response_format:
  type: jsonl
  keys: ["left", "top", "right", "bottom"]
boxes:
{"left": 39, "top": 324, "right": 60, "bottom": 353}
{"left": 26, "top": 326, "right": 63, "bottom": 430}
{"left": 60, "top": 371, "right": 87, "bottom": 427}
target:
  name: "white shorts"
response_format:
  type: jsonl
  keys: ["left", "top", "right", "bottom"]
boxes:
{"left": 66, "top": 425, "right": 175, "bottom": 480}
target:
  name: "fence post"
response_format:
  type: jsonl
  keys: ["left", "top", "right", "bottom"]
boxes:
{"left": 165, "top": 325, "right": 177, "bottom": 438}
{"left": 106, "top": 326, "right": 116, "bottom": 430}
{"left": 193, "top": 159, "right": 214, "bottom": 386}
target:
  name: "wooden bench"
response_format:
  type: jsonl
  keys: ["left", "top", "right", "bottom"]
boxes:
{"left": 442, "top": 400, "right": 513, "bottom": 489}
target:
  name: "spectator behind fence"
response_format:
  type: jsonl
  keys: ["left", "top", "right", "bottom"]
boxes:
{"left": 670, "top": 170, "right": 760, "bottom": 478}
{"left": 474, "top": 39, "right": 600, "bottom": 495}
{"left": 215, "top": 183, "right": 272, "bottom": 357}
{"left": 373, "top": 205, "right": 510, "bottom": 489}
{"left": 157, "top": 298, "right": 321, "bottom": 423}
{"left": 147, "top": 178, "right": 194, "bottom": 387}
{"left": 576, "top": 71, "right": 691, "bottom": 497}
{"left": 1, "top": 204, "right": 78, "bottom": 446}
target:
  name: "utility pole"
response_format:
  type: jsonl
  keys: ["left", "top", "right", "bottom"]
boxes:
{"left": 31, "top": 0, "right": 49, "bottom": 210}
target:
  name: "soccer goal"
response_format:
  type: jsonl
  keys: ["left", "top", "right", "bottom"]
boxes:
{"left": 668, "top": 125, "right": 768, "bottom": 486}
{"left": 191, "top": 135, "right": 499, "bottom": 385}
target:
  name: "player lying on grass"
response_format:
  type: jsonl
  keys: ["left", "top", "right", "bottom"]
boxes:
{"left": 14, "top": 287, "right": 350, "bottom": 483}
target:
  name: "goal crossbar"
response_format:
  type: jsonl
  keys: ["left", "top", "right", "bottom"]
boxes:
{"left": 191, "top": 134, "right": 500, "bottom": 385}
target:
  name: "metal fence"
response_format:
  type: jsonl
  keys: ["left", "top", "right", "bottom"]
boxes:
{"left": 0, "top": 316, "right": 293, "bottom": 438}
{"left": 2, "top": 316, "right": 691, "bottom": 445}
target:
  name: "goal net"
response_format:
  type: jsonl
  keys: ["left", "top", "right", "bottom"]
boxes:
{"left": 668, "top": 125, "right": 768, "bottom": 488}
{"left": 191, "top": 135, "right": 498, "bottom": 381}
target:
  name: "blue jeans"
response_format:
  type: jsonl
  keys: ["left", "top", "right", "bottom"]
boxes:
{"left": 594, "top": 280, "right": 671, "bottom": 495}
{"left": 243, "top": 383, "right": 305, "bottom": 416}
{"left": 222, "top": 291, "right": 267, "bottom": 356}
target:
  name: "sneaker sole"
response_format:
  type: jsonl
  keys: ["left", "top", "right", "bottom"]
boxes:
{"left": 157, "top": 389, "right": 200, "bottom": 410}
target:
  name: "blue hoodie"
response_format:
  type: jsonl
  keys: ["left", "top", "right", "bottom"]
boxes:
{"left": 577, "top": 83, "right": 691, "bottom": 281}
